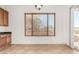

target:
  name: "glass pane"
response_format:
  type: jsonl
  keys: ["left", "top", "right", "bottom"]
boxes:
{"left": 33, "top": 14, "right": 47, "bottom": 36}
{"left": 26, "top": 14, "right": 32, "bottom": 35}
{"left": 48, "top": 14, "right": 55, "bottom": 35}
{"left": 74, "top": 11, "right": 79, "bottom": 42}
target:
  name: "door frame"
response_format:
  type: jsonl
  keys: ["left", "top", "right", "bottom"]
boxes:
{"left": 69, "top": 5, "right": 79, "bottom": 48}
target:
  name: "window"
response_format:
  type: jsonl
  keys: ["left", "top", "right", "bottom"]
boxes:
{"left": 25, "top": 13, "right": 56, "bottom": 36}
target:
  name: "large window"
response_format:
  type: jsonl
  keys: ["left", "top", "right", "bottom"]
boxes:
{"left": 24, "top": 13, "right": 56, "bottom": 36}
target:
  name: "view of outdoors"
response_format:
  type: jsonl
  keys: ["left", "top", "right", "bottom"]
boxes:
{"left": 33, "top": 15, "right": 47, "bottom": 35}
{"left": 25, "top": 13, "right": 55, "bottom": 36}
{"left": 26, "top": 14, "right": 32, "bottom": 35}
{"left": 74, "top": 11, "right": 79, "bottom": 42}
{"left": 48, "top": 15, "right": 54, "bottom": 35}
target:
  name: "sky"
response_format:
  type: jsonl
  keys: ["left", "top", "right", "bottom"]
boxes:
{"left": 74, "top": 11, "right": 79, "bottom": 27}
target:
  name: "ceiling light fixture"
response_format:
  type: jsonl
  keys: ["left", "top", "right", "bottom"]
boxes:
{"left": 35, "top": 5, "right": 43, "bottom": 10}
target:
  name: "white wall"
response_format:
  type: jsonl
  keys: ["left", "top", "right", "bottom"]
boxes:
{"left": 0, "top": 5, "right": 71, "bottom": 45}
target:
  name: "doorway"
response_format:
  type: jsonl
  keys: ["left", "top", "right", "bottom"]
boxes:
{"left": 74, "top": 11, "right": 79, "bottom": 49}
{"left": 70, "top": 6, "right": 79, "bottom": 49}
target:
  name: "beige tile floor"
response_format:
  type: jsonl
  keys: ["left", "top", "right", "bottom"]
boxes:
{"left": 0, "top": 44, "right": 79, "bottom": 54}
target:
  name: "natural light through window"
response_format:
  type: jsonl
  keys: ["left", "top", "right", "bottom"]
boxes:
{"left": 74, "top": 11, "right": 79, "bottom": 42}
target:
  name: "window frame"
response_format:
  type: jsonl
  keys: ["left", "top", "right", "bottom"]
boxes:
{"left": 24, "top": 13, "right": 56, "bottom": 36}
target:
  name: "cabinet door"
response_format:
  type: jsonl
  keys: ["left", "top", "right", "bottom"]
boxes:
{"left": 6, "top": 34, "right": 11, "bottom": 45}
{"left": 0, "top": 36, "right": 6, "bottom": 50}
{"left": 0, "top": 37, "right": 6, "bottom": 46}
{"left": 4, "top": 10, "right": 8, "bottom": 26}
{"left": 0, "top": 8, "right": 4, "bottom": 26}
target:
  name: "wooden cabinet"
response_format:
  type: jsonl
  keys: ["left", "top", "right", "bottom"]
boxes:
{"left": 0, "top": 8, "right": 8, "bottom": 26}
{"left": 0, "top": 32, "right": 11, "bottom": 50}
{"left": 6, "top": 34, "right": 11, "bottom": 46}
{"left": 4, "top": 10, "right": 8, "bottom": 26}
{"left": 0, "top": 36, "right": 6, "bottom": 48}
{"left": 0, "top": 8, "right": 4, "bottom": 26}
